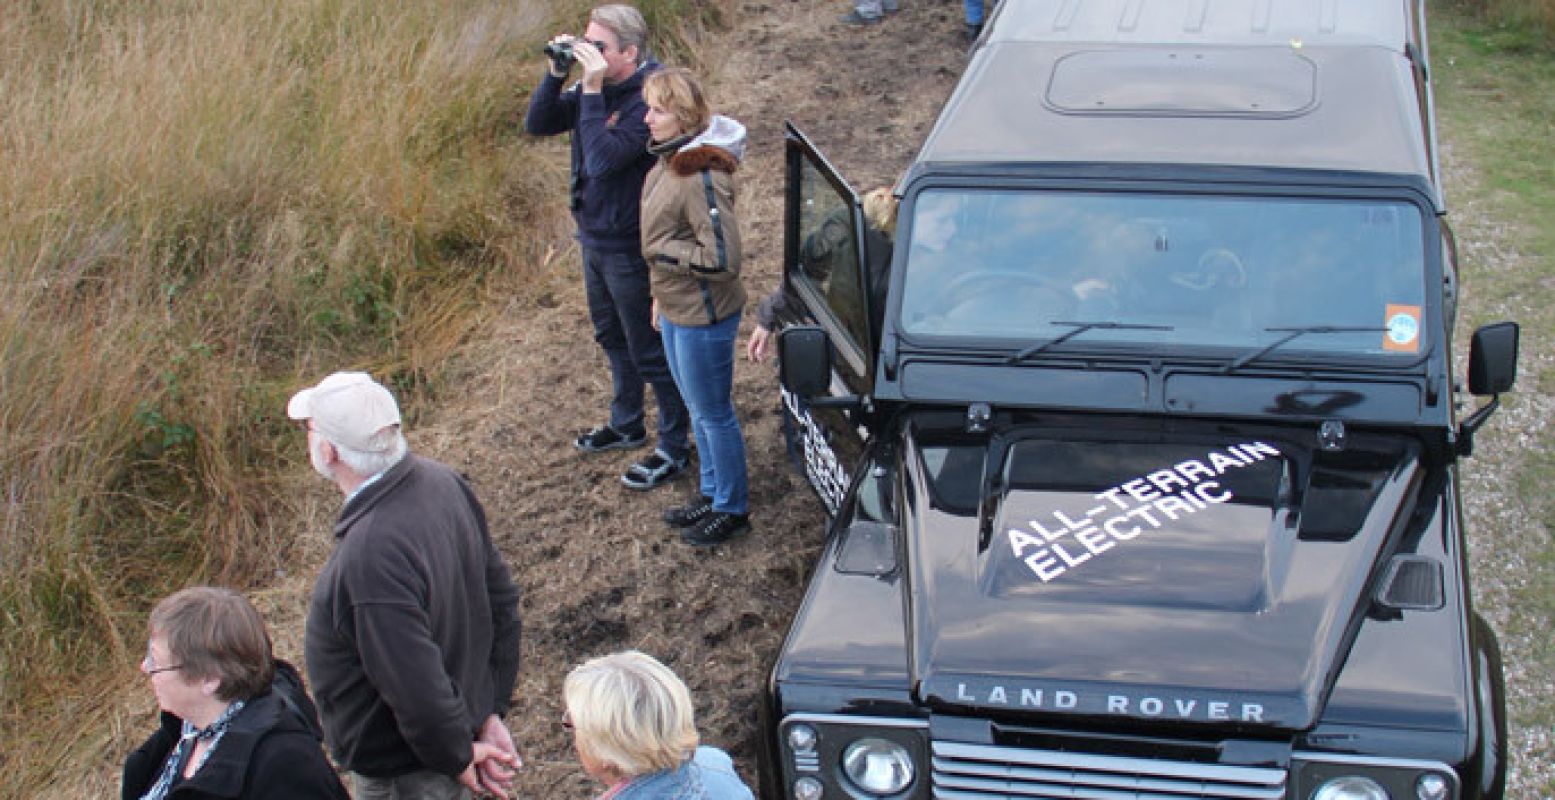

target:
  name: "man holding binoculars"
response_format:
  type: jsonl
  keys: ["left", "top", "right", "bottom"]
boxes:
{"left": 524, "top": 5, "right": 691, "bottom": 492}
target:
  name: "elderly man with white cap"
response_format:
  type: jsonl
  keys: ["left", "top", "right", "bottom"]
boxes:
{"left": 287, "top": 372, "right": 523, "bottom": 800}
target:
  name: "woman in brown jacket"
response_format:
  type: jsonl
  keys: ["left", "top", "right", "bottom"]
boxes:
{"left": 640, "top": 67, "right": 751, "bottom": 547}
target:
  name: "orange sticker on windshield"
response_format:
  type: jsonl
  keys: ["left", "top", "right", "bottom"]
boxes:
{"left": 1383, "top": 304, "right": 1422, "bottom": 352}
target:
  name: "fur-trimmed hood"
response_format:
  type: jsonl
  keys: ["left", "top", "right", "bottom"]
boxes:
{"left": 666, "top": 115, "right": 747, "bottom": 176}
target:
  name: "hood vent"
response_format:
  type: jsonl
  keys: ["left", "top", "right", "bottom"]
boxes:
{"left": 1375, "top": 554, "right": 1444, "bottom": 611}
{"left": 837, "top": 521, "right": 898, "bottom": 576}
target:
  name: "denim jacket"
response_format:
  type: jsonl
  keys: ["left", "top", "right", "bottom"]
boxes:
{"left": 613, "top": 747, "right": 753, "bottom": 800}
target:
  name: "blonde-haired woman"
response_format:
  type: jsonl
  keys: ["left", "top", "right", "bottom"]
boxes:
{"left": 564, "top": 651, "right": 753, "bottom": 799}
{"left": 640, "top": 66, "right": 752, "bottom": 547}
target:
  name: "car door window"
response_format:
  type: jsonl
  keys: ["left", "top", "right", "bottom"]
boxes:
{"left": 790, "top": 141, "right": 873, "bottom": 375}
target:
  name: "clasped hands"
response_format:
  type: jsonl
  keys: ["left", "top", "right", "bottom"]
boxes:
{"left": 459, "top": 714, "right": 522, "bottom": 798}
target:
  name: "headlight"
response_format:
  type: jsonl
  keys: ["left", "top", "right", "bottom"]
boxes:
{"left": 793, "top": 776, "right": 824, "bottom": 800}
{"left": 780, "top": 714, "right": 927, "bottom": 799}
{"left": 789, "top": 724, "right": 819, "bottom": 753}
{"left": 1313, "top": 776, "right": 1389, "bottom": 800}
{"left": 841, "top": 737, "right": 915, "bottom": 795}
{"left": 1415, "top": 773, "right": 1450, "bottom": 800}
{"left": 1295, "top": 755, "right": 1457, "bottom": 800}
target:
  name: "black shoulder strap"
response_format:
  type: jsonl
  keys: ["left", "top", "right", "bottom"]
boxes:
{"left": 699, "top": 170, "right": 729, "bottom": 274}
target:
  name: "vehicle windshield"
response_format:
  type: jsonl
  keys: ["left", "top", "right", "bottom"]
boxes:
{"left": 897, "top": 189, "right": 1430, "bottom": 360}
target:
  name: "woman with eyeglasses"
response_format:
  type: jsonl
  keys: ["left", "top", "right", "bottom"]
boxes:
{"left": 563, "top": 650, "right": 753, "bottom": 799}
{"left": 123, "top": 586, "right": 347, "bottom": 800}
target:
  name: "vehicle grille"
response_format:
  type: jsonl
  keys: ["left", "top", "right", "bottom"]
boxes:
{"left": 932, "top": 741, "right": 1287, "bottom": 800}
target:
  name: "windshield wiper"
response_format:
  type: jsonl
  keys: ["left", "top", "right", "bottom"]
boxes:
{"left": 1005, "top": 321, "right": 1174, "bottom": 365}
{"left": 1222, "top": 326, "right": 1388, "bottom": 374}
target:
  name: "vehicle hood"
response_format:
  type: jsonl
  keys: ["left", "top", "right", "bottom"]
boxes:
{"left": 905, "top": 425, "right": 1420, "bottom": 730}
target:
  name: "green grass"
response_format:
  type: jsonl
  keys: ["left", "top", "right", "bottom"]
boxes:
{"left": 1438, "top": 15, "right": 1555, "bottom": 269}
{"left": 1435, "top": 5, "right": 1555, "bottom": 796}
{"left": 1457, "top": 0, "right": 1555, "bottom": 46}
{"left": 1436, "top": 12, "right": 1555, "bottom": 457}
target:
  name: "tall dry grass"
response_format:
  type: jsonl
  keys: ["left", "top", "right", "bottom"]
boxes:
{"left": 0, "top": 0, "right": 730, "bottom": 793}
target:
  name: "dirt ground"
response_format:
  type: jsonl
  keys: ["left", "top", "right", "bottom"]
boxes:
{"left": 56, "top": 3, "right": 963, "bottom": 797}
{"left": 69, "top": 2, "right": 1542, "bottom": 799}
{"left": 421, "top": 1, "right": 970, "bottom": 796}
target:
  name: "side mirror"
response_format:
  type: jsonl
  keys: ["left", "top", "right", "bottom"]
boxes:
{"left": 1458, "top": 321, "right": 1520, "bottom": 457}
{"left": 1468, "top": 321, "right": 1519, "bottom": 396}
{"left": 778, "top": 326, "right": 863, "bottom": 410}
{"left": 778, "top": 326, "right": 833, "bottom": 398}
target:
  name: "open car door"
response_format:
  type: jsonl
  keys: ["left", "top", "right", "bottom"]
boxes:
{"left": 777, "top": 122, "right": 881, "bottom": 514}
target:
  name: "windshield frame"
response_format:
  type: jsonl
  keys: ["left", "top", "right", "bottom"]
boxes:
{"left": 887, "top": 174, "right": 1444, "bottom": 373}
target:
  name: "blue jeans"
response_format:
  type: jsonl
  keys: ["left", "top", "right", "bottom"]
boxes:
{"left": 661, "top": 313, "right": 748, "bottom": 514}
{"left": 582, "top": 248, "right": 690, "bottom": 458}
{"left": 965, "top": 0, "right": 986, "bottom": 24}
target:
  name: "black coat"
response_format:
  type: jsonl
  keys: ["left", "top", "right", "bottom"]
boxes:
{"left": 122, "top": 662, "right": 348, "bottom": 800}
{"left": 304, "top": 454, "right": 522, "bottom": 779}
{"left": 523, "top": 60, "right": 662, "bottom": 253}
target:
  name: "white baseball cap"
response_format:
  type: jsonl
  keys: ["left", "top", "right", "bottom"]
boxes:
{"left": 286, "top": 372, "right": 402, "bottom": 453}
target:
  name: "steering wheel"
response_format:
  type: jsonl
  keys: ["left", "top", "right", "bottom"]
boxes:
{"left": 937, "top": 271, "right": 1078, "bottom": 328}
{"left": 941, "top": 270, "right": 1071, "bottom": 305}
{"left": 1170, "top": 247, "right": 1247, "bottom": 292}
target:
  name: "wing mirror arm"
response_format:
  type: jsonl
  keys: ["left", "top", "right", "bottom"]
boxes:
{"left": 1456, "top": 322, "right": 1519, "bottom": 458}
{"left": 778, "top": 326, "right": 863, "bottom": 411}
{"left": 1456, "top": 396, "right": 1499, "bottom": 458}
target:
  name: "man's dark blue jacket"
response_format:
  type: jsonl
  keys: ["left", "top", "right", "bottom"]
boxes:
{"left": 524, "top": 60, "right": 660, "bottom": 254}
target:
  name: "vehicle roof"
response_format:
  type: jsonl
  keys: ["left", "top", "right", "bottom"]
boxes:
{"left": 990, "top": 0, "right": 1413, "bottom": 47}
{"left": 913, "top": 0, "right": 1437, "bottom": 185}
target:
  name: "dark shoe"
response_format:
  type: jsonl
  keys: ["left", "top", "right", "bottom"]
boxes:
{"left": 662, "top": 496, "right": 713, "bottom": 528}
{"left": 621, "top": 448, "right": 687, "bottom": 491}
{"left": 681, "top": 511, "right": 751, "bottom": 547}
{"left": 575, "top": 425, "right": 646, "bottom": 453}
{"left": 840, "top": 9, "right": 882, "bottom": 25}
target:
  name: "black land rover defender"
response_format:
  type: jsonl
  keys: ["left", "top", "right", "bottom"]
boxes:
{"left": 760, "top": 1, "right": 1520, "bottom": 799}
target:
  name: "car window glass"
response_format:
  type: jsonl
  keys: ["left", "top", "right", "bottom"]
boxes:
{"left": 795, "top": 157, "right": 871, "bottom": 355}
{"left": 898, "top": 189, "right": 1429, "bottom": 359}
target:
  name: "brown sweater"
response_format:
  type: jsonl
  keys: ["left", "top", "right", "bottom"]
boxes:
{"left": 641, "top": 143, "right": 747, "bottom": 326}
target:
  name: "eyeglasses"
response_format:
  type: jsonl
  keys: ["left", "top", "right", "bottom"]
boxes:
{"left": 142, "top": 647, "right": 183, "bottom": 676}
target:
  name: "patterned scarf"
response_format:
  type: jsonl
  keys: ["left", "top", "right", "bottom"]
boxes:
{"left": 139, "top": 699, "right": 246, "bottom": 800}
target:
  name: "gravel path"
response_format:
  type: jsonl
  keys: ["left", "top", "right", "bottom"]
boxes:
{"left": 1442, "top": 133, "right": 1555, "bottom": 798}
